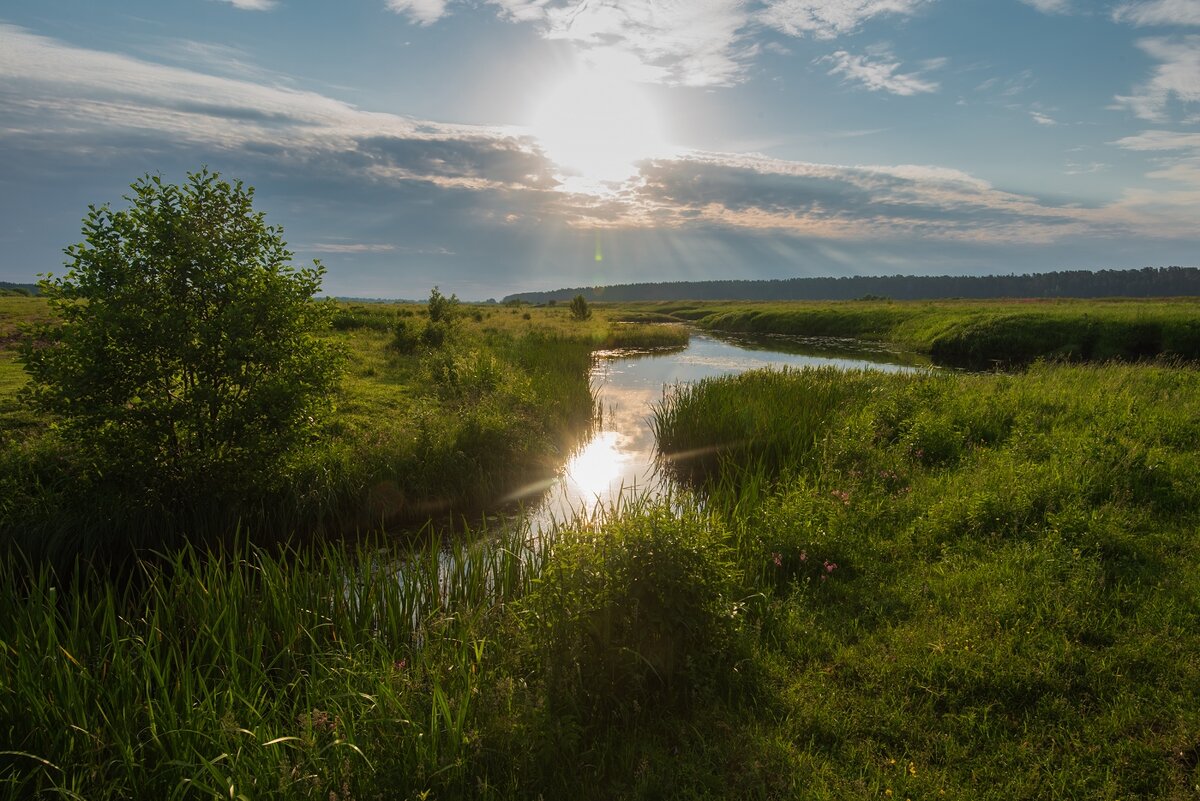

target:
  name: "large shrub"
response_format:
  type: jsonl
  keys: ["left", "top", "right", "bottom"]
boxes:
{"left": 20, "top": 170, "right": 342, "bottom": 510}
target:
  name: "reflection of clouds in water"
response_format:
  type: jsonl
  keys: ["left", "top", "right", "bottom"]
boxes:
{"left": 679, "top": 354, "right": 775, "bottom": 371}
{"left": 599, "top": 392, "right": 660, "bottom": 453}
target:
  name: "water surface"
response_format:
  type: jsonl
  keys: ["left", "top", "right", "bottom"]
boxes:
{"left": 508, "top": 331, "right": 926, "bottom": 528}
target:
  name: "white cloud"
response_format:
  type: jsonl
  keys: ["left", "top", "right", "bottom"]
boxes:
{"left": 1113, "top": 0, "right": 1200, "bottom": 26}
{"left": 1113, "top": 36, "right": 1200, "bottom": 120}
{"left": 215, "top": 0, "right": 278, "bottom": 9}
{"left": 758, "top": 0, "right": 930, "bottom": 39}
{"left": 507, "top": 0, "right": 754, "bottom": 87}
{"left": 1115, "top": 129, "right": 1200, "bottom": 150}
{"left": 385, "top": 0, "right": 753, "bottom": 86}
{"left": 1019, "top": 0, "right": 1071, "bottom": 14}
{"left": 1030, "top": 110, "right": 1058, "bottom": 125}
{"left": 1063, "top": 161, "right": 1108, "bottom": 174}
{"left": 1101, "top": 129, "right": 1200, "bottom": 235}
{"left": 821, "top": 49, "right": 942, "bottom": 95}
{"left": 306, "top": 243, "right": 397, "bottom": 253}
{"left": 1113, "top": 129, "right": 1200, "bottom": 185}
{"left": 385, "top": 0, "right": 451, "bottom": 26}
{"left": 384, "top": 0, "right": 934, "bottom": 87}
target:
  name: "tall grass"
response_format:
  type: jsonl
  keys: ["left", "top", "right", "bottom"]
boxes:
{"left": 8, "top": 287, "right": 1200, "bottom": 797}
{"left": 10, "top": 361, "right": 1200, "bottom": 798}
{"left": 0, "top": 524, "right": 543, "bottom": 799}
{"left": 651, "top": 366, "right": 889, "bottom": 481}
{"left": 0, "top": 491, "right": 752, "bottom": 799}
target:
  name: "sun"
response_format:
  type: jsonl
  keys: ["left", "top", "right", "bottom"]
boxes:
{"left": 530, "top": 67, "right": 671, "bottom": 189}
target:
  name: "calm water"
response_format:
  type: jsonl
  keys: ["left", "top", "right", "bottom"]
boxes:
{"left": 501, "top": 331, "right": 929, "bottom": 529}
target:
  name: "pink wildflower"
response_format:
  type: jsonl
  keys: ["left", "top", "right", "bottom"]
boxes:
{"left": 824, "top": 560, "right": 838, "bottom": 573}
{"left": 772, "top": 552, "right": 783, "bottom": 568}
{"left": 799, "top": 550, "right": 808, "bottom": 562}
{"left": 831, "top": 490, "right": 851, "bottom": 506}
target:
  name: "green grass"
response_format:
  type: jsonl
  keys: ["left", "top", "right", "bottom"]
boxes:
{"left": 6, "top": 289, "right": 1200, "bottom": 797}
{"left": 0, "top": 525, "right": 550, "bottom": 799}
{"left": 6, "top": 361, "right": 1199, "bottom": 798}
{"left": 612, "top": 297, "right": 1200, "bottom": 366}
{"left": 0, "top": 298, "right": 687, "bottom": 563}
{"left": 651, "top": 362, "right": 1200, "bottom": 798}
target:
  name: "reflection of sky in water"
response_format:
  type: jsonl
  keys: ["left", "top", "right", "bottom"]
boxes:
{"left": 522, "top": 333, "right": 922, "bottom": 528}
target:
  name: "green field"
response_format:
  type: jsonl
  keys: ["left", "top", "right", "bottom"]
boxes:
{"left": 615, "top": 297, "right": 1200, "bottom": 366}
{"left": 0, "top": 296, "right": 686, "bottom": 561}
{"left": 3, "top": 296, "right": 1200, "bottom": 798}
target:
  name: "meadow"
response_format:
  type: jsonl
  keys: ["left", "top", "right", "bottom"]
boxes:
{"left": 0, "top": 295, "right": 686, "bottom": 563}
{"left": 616, "top": 297, "right": 1200, "bottom": 367}
{"left": 3, "top": 295, "right": 1200, "bottom": 798}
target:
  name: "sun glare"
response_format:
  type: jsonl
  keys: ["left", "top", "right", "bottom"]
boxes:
{"left": 563, "top": 430, "right": 628, "bottom": 500}
{"left": 531, "top": 68, "right": 670, "bottom": 189}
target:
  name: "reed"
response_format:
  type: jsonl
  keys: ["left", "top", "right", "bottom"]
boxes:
{"left": 0, "top": 522, "right": 550, "bottom": 799}
{"left": 651, "top": 366, "right": 890, "bottom": 482}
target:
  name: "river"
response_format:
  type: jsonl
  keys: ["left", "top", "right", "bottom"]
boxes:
{"left": 499, "top": 330, "right": 930, "bottom": 531}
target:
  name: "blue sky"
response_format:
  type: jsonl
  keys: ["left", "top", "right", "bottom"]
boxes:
{"left": 1, "top": 0, "right": 1198, "bottom": 299}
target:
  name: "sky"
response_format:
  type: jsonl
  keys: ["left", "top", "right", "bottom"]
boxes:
{"left": 1, "top": 1, "right": 1198, "bottom": 300}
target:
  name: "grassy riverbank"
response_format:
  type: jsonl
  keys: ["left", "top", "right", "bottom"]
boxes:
{"left": 655, "top": 362, "right": 1200, "bottom": 798}
{"left": 0, "top": 296, "right": 686, "bottom": 562}
{"left": 5, "top": 359, "right": 1198, "bottom": 798}
{"left": 617, "top": 297, "right": 1200, "bottom": 366}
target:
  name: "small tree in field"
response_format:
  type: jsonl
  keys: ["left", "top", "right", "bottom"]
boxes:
{"left": 422, "top": 285, "right": 460, "bottom": 347}
{"left": 21, "top": 170, "right": 342, "bottom": 505}
{"left": 569, "top": 294, "right": 591, "bottom": 321}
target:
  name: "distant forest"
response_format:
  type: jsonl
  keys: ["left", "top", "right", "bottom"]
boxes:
{"left": 504, "top": 267, "right": 1200, "bottom": 304}
{"left": 0, "top": 281, "right": 38, "bottom": 296}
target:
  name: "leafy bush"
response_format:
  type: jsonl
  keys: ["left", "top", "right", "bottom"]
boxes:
{"left": 390, "top": 318, "right": 422, "bottom": 354}
{"left": 569, "top": 294, "right": 592, "bottom": 321}
{"left": 422, "top": 286, "right": 460, "bottom": 348}
{"left": 19, "top": 170, "right": 342, "bottom": 510}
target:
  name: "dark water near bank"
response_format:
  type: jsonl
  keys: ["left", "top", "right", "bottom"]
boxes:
{"left": 497, "top": 331, "right": 928, "bottom": 530}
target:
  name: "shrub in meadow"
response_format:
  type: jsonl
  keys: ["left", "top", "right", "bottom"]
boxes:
{"left": 20, "top": 170, "right": 341, "bottom": 523}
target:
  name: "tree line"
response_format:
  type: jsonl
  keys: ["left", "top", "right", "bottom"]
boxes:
{"left": 503, "top": 267, "right": 1200, "bottom": 304}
